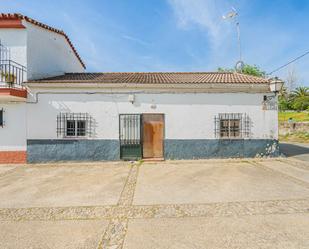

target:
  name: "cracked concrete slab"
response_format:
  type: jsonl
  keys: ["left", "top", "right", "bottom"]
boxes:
{"left": 0, "top": 219, "right": 108, "bottom": 249}
{"left": 0, "top": 163, "right": 130, "bottom": 208}
{"left": 123, "top": 214, "right": 309, "bottom": 249}
{"left": 133, "top": 162, "right": 309, "bottom": 205}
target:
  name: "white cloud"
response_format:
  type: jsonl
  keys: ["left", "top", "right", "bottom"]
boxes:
{"left": 167, "top": 0, "right": 231, "bottom": 44}
{"left": 122, "top": 35, "right": 151, "bottom": 46}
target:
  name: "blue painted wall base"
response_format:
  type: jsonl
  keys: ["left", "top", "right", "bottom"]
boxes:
{"left": 27, "top": 139, "right": 120, "bottom": 163}
{"left": 27, "top": 139, "right": 279, "bottom": 163}
{"left": 164, "top": 139, "right": 279, "bottom": 160}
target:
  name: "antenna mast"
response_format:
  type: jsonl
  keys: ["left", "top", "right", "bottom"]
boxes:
{"left": 223, "top": 8, "right": 244, "bottom": 72}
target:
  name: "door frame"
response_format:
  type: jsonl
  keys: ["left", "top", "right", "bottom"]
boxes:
{"left": 119, "top": 113, "right": 165, "bottom": 160}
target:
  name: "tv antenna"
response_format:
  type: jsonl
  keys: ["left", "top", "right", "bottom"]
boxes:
{"left": 223, "top": 8, "right": 244, "bottom": 72}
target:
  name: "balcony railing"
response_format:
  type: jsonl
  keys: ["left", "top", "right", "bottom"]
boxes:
{"left": 0, "top": 59, "right": 27, "bottom": 87}
{"left": 0, "top": 41, "right": 27, "bottom": 88}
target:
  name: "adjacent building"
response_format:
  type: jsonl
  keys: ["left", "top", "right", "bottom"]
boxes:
{"left": 0, "top": 14, "right": 281, "bottom": 163}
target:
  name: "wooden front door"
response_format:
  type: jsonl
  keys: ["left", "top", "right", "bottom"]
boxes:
{"left": 142, "top": 114, "right": 164, "bottom": 158}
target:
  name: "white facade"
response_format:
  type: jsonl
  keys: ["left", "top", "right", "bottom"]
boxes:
{"left": 0, "top": 20, "right": 84, "bottom": 80}
{"left": 25, "top": 22, "right": 84, "bottom": 80}
{"left": 0, "top": 103, "right": 27, "bottom": 151}
{"left": 26, "top": 87, "right": 278, "bottom": 140}
{"left": 0, "top": 84, "right": 279, "bottom": 162}
{"left": 0, "top": 15, "right": 280, "bottom": 163}
{"left": 0, "top": 17, "right": 85, "bottom": 162}
{"left": 0, "top": 29, "right": 27, "bottom": 68}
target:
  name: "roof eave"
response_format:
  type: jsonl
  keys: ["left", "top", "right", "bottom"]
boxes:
{"left": 25, "top": 82, "right": 271, "bottom": 93}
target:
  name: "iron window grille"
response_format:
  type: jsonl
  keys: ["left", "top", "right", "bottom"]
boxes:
{"left": 119, "top": 114, "right": 141, "bottom": 146}
{"left": 0, "top": 108, "right": 3, "bottom": 127}
{"left": 215, "top": 113, "right": 250, "bottom": 139}
{"left": 57, "top": 113, "right": 92, "bottom": 138}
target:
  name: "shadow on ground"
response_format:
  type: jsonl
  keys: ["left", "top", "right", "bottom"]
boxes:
{"left": 280, "top": 143, "right": 309, "bottom": 157}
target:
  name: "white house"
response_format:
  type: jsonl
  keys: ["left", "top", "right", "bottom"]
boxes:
{"left": 0, "top": 14, "right": 282, "bottom": 164}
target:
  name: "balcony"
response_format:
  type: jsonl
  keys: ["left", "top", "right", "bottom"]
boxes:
{"left": 0, "top": 41, "right": 27, "bottom": 102}
{"left": 0, "top": 60, "right": 27, "bottom": 102}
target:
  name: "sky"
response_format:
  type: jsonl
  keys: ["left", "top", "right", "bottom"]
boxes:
{"left": 1, "top": 0, "right": 309, "bottom": 86}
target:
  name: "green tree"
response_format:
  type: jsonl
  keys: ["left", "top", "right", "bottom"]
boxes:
{"left": 292, "top": 96, "right": 309, "bottom": 111}
{"left": 278, "top": 86, "right": 290, "bottom": 111}
{"left": 290, "top": 87, "right": 309, "bottom": 111}
{"left": 218, "top": 64, "right": 266, "bottom": 77}
{"left": 278, "top": 96, "right": 291, "bottom": 111}
{"left": 291, "top": 87, "right": 308, "bottom": 98}
{"left": 241, "top": 64, "right": 266, "bottom": 77}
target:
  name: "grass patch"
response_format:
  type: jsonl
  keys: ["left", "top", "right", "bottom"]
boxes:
{"left": 279, "top": 131, "right": 309, "bottom": 143}
{"left": 279, "top": 111, "right": 309, "bottom": 123}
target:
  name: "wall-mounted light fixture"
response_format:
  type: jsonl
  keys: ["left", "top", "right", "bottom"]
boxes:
{"left": 270, "top": 78, "right": 284, "bottom": 94}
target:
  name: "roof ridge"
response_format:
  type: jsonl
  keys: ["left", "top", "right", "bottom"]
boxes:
{"left": 232, "top": 72, "right": 267, "bottom": 80}
{"left": 64, "top": 71, "right": 234, "bottom": 74}
{"left": 0, "top": 13, "right": 85, "bottom": 69}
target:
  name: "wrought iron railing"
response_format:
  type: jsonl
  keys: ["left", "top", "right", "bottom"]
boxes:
{"left": 0, "top": 60, "right": 27, "bottom": 86}
{"left": 0, "top": 41, "right": 27, "bottom": 87}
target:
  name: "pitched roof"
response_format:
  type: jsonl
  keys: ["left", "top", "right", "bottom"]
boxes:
{"left": 28, "top": 72, "right": 270, "bottom": 84}
{"left": 0, "top": 13, "right": 85, "bottom": 69}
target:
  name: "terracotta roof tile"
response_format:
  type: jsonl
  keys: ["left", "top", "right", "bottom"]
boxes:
{"left": 0, "top": 13, "right": 85, "bottom": 69}
{"left": 28, "top": 72, "right": 270, "bottom": 84}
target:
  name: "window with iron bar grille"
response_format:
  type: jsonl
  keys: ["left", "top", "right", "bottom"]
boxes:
{"left": 57, "top": 113, "right": 92, "bottom": 138}
{"left": 215, "top": 113, "right": 250, "bottom": 139}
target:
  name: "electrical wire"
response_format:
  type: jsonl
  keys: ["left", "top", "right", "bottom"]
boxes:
{"left": 268, "top": 50, "right": 309, "bottom": 75}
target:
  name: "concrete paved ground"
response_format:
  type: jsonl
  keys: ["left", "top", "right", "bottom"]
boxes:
{"left": 124, "top": 214, "right": 309, "bottom": 249}
{"left": 0, "top": 220, "right": 108, "bottom": 249}
{"left": 133, "top": 161, "right": 309, "bottom": 205}
{"left": 0, "top": 162, "right": 129, "bottom": 208}
{"left": 280, "top": 142, "right": 309, "bottom": 162}
{"left": 0, "top": 158, "right": 308, "bottom": 249}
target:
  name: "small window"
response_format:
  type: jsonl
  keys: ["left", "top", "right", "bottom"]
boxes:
{"left": 220, "top": 119, "right": 240, "bottom": 138}
{"left": 0, "top": 109, "right": 3, "bottom": 127}
{"left": 65, "top": 120, "right": 86, "bottom": 137}
{"left": 57, "top": 113, "right": 91, "bottom": 138}
{"left": 215, "top": 113, "right": 250, "bottom": 139}
{"left": 77, "top": 120, "right": 86, "bottom": 136}
{"left": 66, "top": 120, "right": 77, "bottom": 136}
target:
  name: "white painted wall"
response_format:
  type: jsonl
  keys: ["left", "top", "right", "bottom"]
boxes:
{"left": 0, "top": 103, "right": 27, "bottom": 151}
{"left": 0, "top": 28, "right": 27, "bottom": 68}
{"left": 0, "top": 21, "right": 84, "bottom": 81}
{"left": 26, "top": 88, "right": 278, "bottom": 140}
{"left": 25, "top": 21, "right": 84, "bottom": 80}
{"left": 0, "top": 21, "right": 85, "bottom": 153}
{"left": 0, "top": 30, "right": 27, "bottom": 152}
